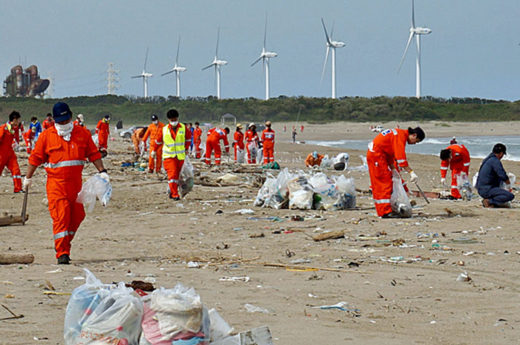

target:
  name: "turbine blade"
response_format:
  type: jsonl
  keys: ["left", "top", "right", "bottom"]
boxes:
{"left": 202, "top": 63, "right": 214, "bottom": 71}
{"left": 321, "top": 46, "right": 330, "bottom": 83}
{"left": 216, "top": 27, "right": 220, "bottom": 57}
{"left": 176, "top": 36, "right": 181, "bottom": 65}
{"left": 398, "top": 32, "right": 414, "bottom": 73}
{"left": 264, "top": 14, "right": 268, "bottom": 50}
{"left": 161, "top": 70, "right": 174, "bottom": 77}
{"left": 131, "top": 75, "right": 142, "bottom": 79}
{"left": 251, "top": 56, "right": 262, "bottom": 67}
{"left": 330, "top": 22, "right": 335, "bottom": 40}
{"left": 321, "top": 18, "right": 331, "bottom": 45}
{"left": 411, "top": 0, "right": 415, "bottom": 28}
{"left": 144, "top": 47, "right": 149, "bottom": 70}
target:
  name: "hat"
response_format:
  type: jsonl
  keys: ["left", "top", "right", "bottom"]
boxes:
{"left": 151, "top": 114, "right": 158, "bottom": 121}
{"left": 265, "top": 121, "right": 271, "bottom": 126}
{"left": 52, "top": 102, "right": 72, "bottom": 123}
{"left": 77, "top": 114, "right": 84, "bottom": 121}
{"left": 249, "top": 122, "right": 255, "bottom": 128}
{"left": 312, "top": 151, "right": 318, "bottom": 158}
{"left": 104, "top": 114, "right": 110, "bottom": 119}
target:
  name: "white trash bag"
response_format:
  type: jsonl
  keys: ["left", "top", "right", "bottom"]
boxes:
{"left": 77, "top": 174, "right": 112, "bottom": 212}
{"left": 309, "top": 173, "right": 337, "bottom": 210}
{"left": 237, "top": 149, "right": 245, "bottom": 164}
{"left": 390, "top": 170, "right": 412, "bottom": 218}
{"left": 333, "top": 175, "right": 356, "bottom": 209}
{"left": 456, "top": 172, "right": 473, "bottom": 200}
{"left": 179, "top": 156, "right": 195, "bottom": 197}
{"left": 288, "top": 176, "right": 313, "bottom": 210}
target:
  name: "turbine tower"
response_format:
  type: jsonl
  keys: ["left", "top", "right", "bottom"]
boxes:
{"left": 251, "top": 16, "right": 277, "bottom": 100}
{"left": 321, "top": 18, "right": 345, "bottom": 99}
{"left": 398, "top": 0, "right": 432, "bottom": 98}
{"left": 202, "top": 28, "right": 227, "bottom": 99}
{"left": 162, "top": 37, "right": 187, "bottom": 98}
{"left": 131, "top": 48, "right": 153, "bottom": 98}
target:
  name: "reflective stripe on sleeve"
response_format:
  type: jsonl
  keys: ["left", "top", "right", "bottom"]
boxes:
{"left": 396, "top": 159, "right": 406, "bottom": 164}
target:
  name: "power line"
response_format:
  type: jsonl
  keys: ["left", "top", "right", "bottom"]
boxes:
{"left": 107, "top": 62, "right": 119, "bottom": 95}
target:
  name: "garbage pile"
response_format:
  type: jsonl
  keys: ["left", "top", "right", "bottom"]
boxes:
{"left": 254, "top": 168, "right": 356, "bottom": 210}
{"left": 64, "top": 269, "right": 273, "bottom": 345}
{"left": 321, "top": 153, "right": 368, "bottom": 172}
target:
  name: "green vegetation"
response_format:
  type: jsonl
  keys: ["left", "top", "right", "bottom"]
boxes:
{"left": 0, "top": 95, "right": 519, "bottom": 125}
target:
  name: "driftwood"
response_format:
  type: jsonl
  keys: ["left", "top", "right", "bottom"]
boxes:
{"left": 0, "top": 253, "right": 34, "bottom": 265}
{"left": 0, "top": 215, "right": 29, "bottom": 227}
{"left": 263, "top": 262, "right": 350, "bottom": 273}
{"left": 312, "top": 230, "right": 345, "bottom": 242}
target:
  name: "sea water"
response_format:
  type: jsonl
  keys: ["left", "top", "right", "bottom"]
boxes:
{"left": 307, "top": 135, "right": 520, "bottom": 162}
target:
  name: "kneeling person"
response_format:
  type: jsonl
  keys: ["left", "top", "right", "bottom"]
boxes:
{"left": 476, "top": 143, "right": 514, "bottom": 207}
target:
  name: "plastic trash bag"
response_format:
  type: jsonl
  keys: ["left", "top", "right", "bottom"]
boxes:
{"left": 309, "top": 173, "right": 337, "bottom": 210}
{"left": 264, "top": 168, "right": 292, "bottom": 209}
{"left": 333, "top": 175, "right": 356, "bottom": 209}
{"left": 456, "top": 172, "right": 473, "bottom": 200}
{"left": 64, "top": 269, "right": 143, "bottom": 345}
{"left": 320, "top": 155, "right": 332, "bottom": 168}
{"left": 288, "top": 176, "right": 313, "bottom": 210}
{"left": 208, "top": 308, "right": 233, "bottom": 342}
{"left": 247, "top": 142, "right": 258, "bottom": 161}
{"left": 236, "top": 149, "right": 245, "bottom": 164}
{"left": 92, "top": 134, "right": 99, "bottom": 145}
{"left": 254, "top": 176, "right": 276, "bottom": 207}
{"left": 390, "top": 170, "right": 412, "bottom": 217}
{"left": 332, "top": 153, "right": 349, "bottom": 171}
{"left": 472, "top": 172, "right": 479, "bottom": 188}
{"left": 179, "top": 156, "right": 194, "bottom": 198}
{"left": 77, "top": 174, "right": 112, "bottom": 212}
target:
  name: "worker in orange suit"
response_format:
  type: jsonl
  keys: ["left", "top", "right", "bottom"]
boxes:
{"left": 158, "top": 109, "right": 188, "bottom": 200}
{"left": 23, "top": 102, "right": 108, "bottom": 264}
{"left": 95, "top": 114, "right": 110, "bottom": 157}
{"left": 132, "top": 127, "right": 148, "bottom": 156}
{"left": 23, "top": 126, "right": 36, "bottom": 154}
{"left": 440, "top": 143, "right": 471, "bottom": 199}
{"left": 0, "top": 111, "right": 23, "bottom": 193}
{"left": 205, "top": 127, "right": 230, "bottom": 165}
{"left": 42, "top": 113, "right": 54, "bottom": 130}
{"left": 367, "top": 127, "right": 425, "bottom": 218}
{"left": 305, "top": 151, "right": 324, "bottom": 167}
{"left": 184, "top": 122, "right": 192, "bottom": 158}
{"left": 73, "top": 114, "right": 86, "bottom": 128}
{"left": 233, "top": 123, "right": 245, "bottom": 162}
{"left": 193, "top": 122, "right": 203, "bottom": 159}
{"left": 142, "top": 114, "right": 165, "bottom": 173}
{"left": 261, "top": 121, "right": 275, "bottom": 164}
{"left": 245, "top": 123, "right": 260, "bottom": 164}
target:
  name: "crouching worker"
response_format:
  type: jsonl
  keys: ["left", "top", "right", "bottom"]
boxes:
{"left": 476, "top": 143, "right": 514, "bottom": 208}
{"left": 367, "top": 127, "right": 425, "bottom": 218}
{"left": 305, "top": 151, "right": 324, "bottom": 167}
{"left": 439, "top": 143, "right": 470, "bottom": 199}
{"left": 23, "top": 102, "right": 108, "bottom": 264}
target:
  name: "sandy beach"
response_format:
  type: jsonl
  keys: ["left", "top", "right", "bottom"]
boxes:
{"left": 1, "top": 121, "right": 519, "bottom": 344}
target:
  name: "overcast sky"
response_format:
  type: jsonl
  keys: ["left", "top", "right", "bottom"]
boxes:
{"left": 1, "top": 0, "right": 518, "bottom": 100}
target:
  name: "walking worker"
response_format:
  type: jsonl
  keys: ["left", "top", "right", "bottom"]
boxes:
{"left": 95, "top": 114, "right": 110, "bottom": 157}
{"left": 158, "top": 109, "right": 188, "bottom": 200}
{"left": 476, "top": 143, "right": 514, "bottom": 208}
{"left": 261, "top": 121, "right": 275, "bottom": 164}
{"left": 233, "top": 123, "right": 245, "bottom": 162}
{"left": 23, "top": 102, "right": 108, "bottom": 264}
{"left": 42, "top": 113, "right": 54, "bottom": 130}
{"left": 245, "top": 123, "right": 260, "bottom": 164}
{"left": 131, "top": 126, "right": 148, "bottom": 156}
{"left": 193, "top": 122, "right": 203, "bottom": 159}
{"left": 367, "top": 127, "right": 425, "bottom": 218}
{"left": 23, "top": 126, "right": 36, "bottom": 154}
{"left": 439, "top": 143, "right": 470, "bottom": 199}
{"left": 0, "top": 111, "right": 23, "bottom": 193}
{"left": 142, "top": 114, "right": 165, "bottom": 173}
{"left": 73, "top": 114, "right": 86, "bottom": 128}
{"left": 205, "top": 126, "right": 230, "bottom": 165}
{"left": 29, "top": 116, "right": 43, "bottom": 140}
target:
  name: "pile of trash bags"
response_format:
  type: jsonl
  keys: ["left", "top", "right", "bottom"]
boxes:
{"left": 254, "top": 168, "right": 356, "bottom": 210}
{"left": 64, "top": 269, "right": 272, "bottom": 345}
{"left": 77, "top": 174, "right": 113, "bottom": 212}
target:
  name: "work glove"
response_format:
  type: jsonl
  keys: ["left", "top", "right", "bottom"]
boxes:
{"left": 410, "top": 171, "right": 419, "bottom": 183}
{"left": 23, "top": 177, "right": 32, "bottom": 190}
{"left": 440, "top": 178, "right": 446, "bottom": 186}
{"left": 98, "top": 172, "right": 110, "bottom": 183}
{"left": 150, "top": 150, "right": 156, "bottom": 158}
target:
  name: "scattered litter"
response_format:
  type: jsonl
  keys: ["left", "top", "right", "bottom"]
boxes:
{"left": 234, "top": 208, "right": 255, "bottom": 215}
{"left": 187, "top": 261, "right": 200, "bottom": 268}
{"left": 219, "top": 276, "right": 250, "bottom": 283}
{"left": 46, "top": 268, "right": 63, "bottom": 274}
{"left": 73, "top": 276, "right": 85, "bottom": 281}
{"left": 244, "top": 303, "right": 270, "bottom": 314}
{"left": 312, "top": 230, "right": 345, "bottom": 242}
{"left": 290, "top": 258, "right": 311, "bottom": 264}
{"left": 456, "top": 272, "right": 471, "bottom": 282}
{"left": 311, "top": 301, "right": 360, "bottom": 313}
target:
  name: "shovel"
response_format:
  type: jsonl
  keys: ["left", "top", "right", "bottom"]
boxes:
{"left": 21, "top": 186, "right": 29, "bottom": 225}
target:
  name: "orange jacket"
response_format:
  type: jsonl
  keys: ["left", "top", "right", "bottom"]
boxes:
{"left": 234, "top": 131, "right": 244, "bottom": 150}
{"left": 132, "top": 127, "right": 147, "bottom": 152}
{"left": 185, "top": 125, "right": 192, "bottom": 149}
{"left": 441, "top": 144, "right": 470, "bottom": 178}
{"left": 29, "top": 126, "right": 101, "bottom": 180}
{"left": 142, "top": 122, "right": 165, "bottom": 146}
{"left": 207, "top": 128, "right": 229, "bottom": 150}
{"left": 261, "top": 128, "right": 275, "bottom": 148}
{"left": 95, "top": 120, "right": 110, "bottom": 135}
{"left": 0, "top": 123, "right": 16, "bottom": 156}
{"left": 305, "top": 153, "right": 324, "bottom": 167}
{"left": 369, "top": 128, "right": 409, "bottom": 168}
{"left": 245, "top": 130, "right": 259, "bottom": 144}
{"left": 73, "top": 120, "right": 87, "bottom": 129}
{"left": 193, "top": 127, "right": 202, "bottom": 142}
{"left": 42, "top": 118, "right": 55, "bottom": 130}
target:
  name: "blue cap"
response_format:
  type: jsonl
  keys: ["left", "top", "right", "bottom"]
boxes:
{"left": 52, "top": 102, "right": 72, "bottom": 123}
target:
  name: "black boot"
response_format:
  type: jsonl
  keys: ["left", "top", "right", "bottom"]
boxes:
{"left": 57, "top": 254, "right": 70, "bottom": 265}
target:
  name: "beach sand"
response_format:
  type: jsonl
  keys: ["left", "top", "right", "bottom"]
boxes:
{"left": 0, "top": 121, "right": 519, "bottom": 344}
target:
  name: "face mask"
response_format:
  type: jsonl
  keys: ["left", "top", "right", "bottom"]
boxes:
{"left": 153, "top": 120, "right": 158, "bottom": 125}
{"left": 170, "top": 121, "right": 178, "bottom": 126}
{"left": 55, "top": 122, "right": 73, "bottom": 141}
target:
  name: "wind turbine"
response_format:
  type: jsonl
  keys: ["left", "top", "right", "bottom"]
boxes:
{"left": 321, "top": 18, "right": 345, "bottom": 99}
{"left": 251, "top": 16, "right": 277, "bottom": 100}
{"left": 131, "top": 48, "right": 153, "bottom": 98}
{"left": 162, "top": 37, "right": 187, "bottom": 98}
{"left": 398, "top": 0, "right": 432, "bottom": 98}
{"left": 202, "top": 28, "right": 227, "bottom": 99}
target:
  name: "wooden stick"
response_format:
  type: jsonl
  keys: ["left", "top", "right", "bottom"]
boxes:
{"left": 312, "top": 230, "right": 345, "bottom": 242}
{"left": 262, "top": 262, "right": 351, "bottom": 273}
{"left": 0, "top": 304, "right": 23, "bottom": 321}
{"left": 0, "top": 215, "right": 29, "bottom": 227}
{"left": 0, "top": 253, "right": 34, "bottom": 265}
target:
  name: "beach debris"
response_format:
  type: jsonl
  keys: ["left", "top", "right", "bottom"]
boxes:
{"left": 0, "top": 214, "right": 29, "bottom": 227}
{"left": 311, "top": 301, "right": 360, "bottom": 314}
{"left": 249, "top": 233, "right": 265, "bottom": 238}
{"left": 211, "top": 326, "right": 273, "bottom": 345}
{"left": 0, "top": 253, "right": 34, "bottom": 265}
{"left": 312, "top": 230, "right": 345, "bottom": 242}
{"left": 0, "top": 304, "right": 24, "bottom": 321}
{"left": 187, "top": 261, "right": 200, "bottom": 268}
{"left": 244, "top": 303, "right": 270, "bottom": 314}
{"left": 456, "top": 272, "right": 471, "bottom": 282}
{"left": 219, "top": 276, "right": 250, "bottom": 283}
{"left": 125, "top": 280, "right": 155, "bottom": 292}
{"left": 234, "top": 208, "right": 255, "bottom": 215}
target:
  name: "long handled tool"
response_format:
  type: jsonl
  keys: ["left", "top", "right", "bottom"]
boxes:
{"left": 414, "top": 182, "right": 430, "bottom": 204}
{"left": 21, "top": 186, "right": 29, "bottom": 225}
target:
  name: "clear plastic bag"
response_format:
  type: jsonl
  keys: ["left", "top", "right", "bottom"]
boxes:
{"left": 264, "top": 168, "right": 292, "bottom": 209}
{"left": 332, "top": 153, "right": 349, "bottom": 171}
{"left": 333, "top": 175, "right": 356, "bottom": 209}
{"left": 179, "top": 157, "right": 194, "bottom": 198}
{"left": 456, "top": 172, "right": 473, "bottom": 200}
{"left": 320, "top": 155, "right": 332, "bottom": 168}
{"left": 77, "top": 175, "right": 112, "bottom": 212}
{"left": 254, "top": 176, "right": 276, "bottom": 207}
{"left": 390, "top": 170, "right": 412, "bottom": 217}
{"left": 309, "top": 173, "right": 337, "bottom": 210}
{"left": 288, "top": 176, "right": 314, "bottom": 210}
{"left": 237, "top": 149, "right": 245, "bottom": 164}
{"left": 247, "top": 142, "right": 257, "bottom": 161}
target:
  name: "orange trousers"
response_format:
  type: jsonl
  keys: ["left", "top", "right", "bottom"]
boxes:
{"left": 163, "top": 157, "right": 184, "bottom": 198}
{"left": 205, "top": 139, "right": 222, "bottom": 165}
{"left": 263, "top": 145, "right": 274, "bottom": 164}
{"left": 449, "top": 169, "right": 463, "bottom": 199}
{"left": 148, "top": 144, "right": 163, "bottom": 172}
{"left": 194, "top": 139, "right": 202, "bottom": 159}
{"left": 98, "top": 131, "right": 108, "bottom": 151}
{"left": 47, "top": 177, "right": 85, "bottom": 258}
{"left": 0, "top": 153, "right": 22, "bottom": 192}
{"left": 367, "top": 150, "right": 393, "bottom": 217}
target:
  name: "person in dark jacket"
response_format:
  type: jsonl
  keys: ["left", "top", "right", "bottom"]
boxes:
{"left": 476, "top": 143, "right": 514, "bottom": 208}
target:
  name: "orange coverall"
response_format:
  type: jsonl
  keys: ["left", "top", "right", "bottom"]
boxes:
{"left": 233, "top": 130, "right": 244, "bottom": 161}
{"left": 205, "top": 128, "right": 229, "bottom": 165}
{"left": 367, "top": 128, "right": 410, "bottom": 217}
{"left": 305, "top": 153, "right": 324, "bottom": 167}
{"left": 193, "top": 127, "right": 202, "bottom": 158}
{"left": 244, "top": 130, "right": 259, "bottom": 164}
{"left": 158, "top": 124, "right": 189, "bottom": 198}
{"left": 142, "top": 122, "right": 165, "bottom": 172}
{"left": 73, "top": 120, "right": 86, "bottom": 129}
{"left": 95, "top": 120, "right": 110, "bottom": 151}
{"left": 23, "top": 128, "right": 35, "bottom": 153}
{"left": 261, "top": 128, "right": 275, "bottom": 164}
{"left": 42, "top": 118, "right": 55, "bottom": 130}
{"left": 440, "top": 144, "right": 470, "bottom": 199}
{"left": 29, "top": 126, "right": 102, "bottom": 258}
{"left": 132, "top": 127, "right": 147, "bottom": 155}
{"left": 0, "top": 123, "right": 22, "bottom": 192}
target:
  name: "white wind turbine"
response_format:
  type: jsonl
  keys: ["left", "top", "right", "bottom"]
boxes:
{"left": 398, "top": 0, "right": 432, "bottom": 98}
{"left": 251, "top": 17, "right": 277, "bottom": 100}
{"left": 162, "top": 37, "right": 187, "bottom": 98}
{"left": 131, "top": 48, "right": 153, "bottom": 98}
{"left": 321, "top": 18, "right": 345, "bottom": 99}
{"left": 202, "top": 28, "right": 227, "bottom": 99}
